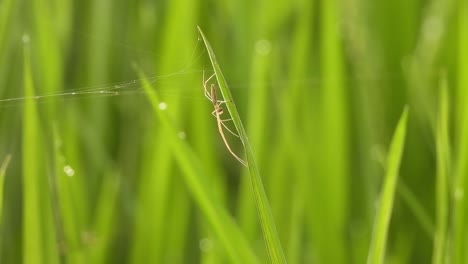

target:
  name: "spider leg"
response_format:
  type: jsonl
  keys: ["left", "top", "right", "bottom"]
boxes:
{"left": 220, "top": 122, "right": 240, "bottom": 137}
{"left": 205, "top": 89, "right": 213, "bottom": 101}
{"left": 212, "top": 110, "right": 240, "bottom": 137}
{"left": 216, "top": 120, "right": 247, "bottom": 166}
{"left": 203, "top": 71, "right": 216, "bottom": 87}
{"left": 202, "top": 71, "right": 231, "bottom": 104}
{"left": 203, "top": 71, "right": 246, "bottom": 166}
{"left": 203, "top": 71, "right": 217, "bottom": 101}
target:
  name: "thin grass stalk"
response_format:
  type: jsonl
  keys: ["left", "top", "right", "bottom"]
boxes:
{"left": 22, "top": 37, "right": 45, "bottom": 264}
{"left": 198, "top": 27, "right": 286, "bottom": 264}
{"left": 453, "top": 1, "right": 468, "bottom": 263}
{"left": 432, "top": 73, "right": 450, "bottom": 264}
{"left": 0, "top": 155, "right": 11, "bottom": 225}
{"left": 367, "top": 108, "right": 409, "bottom": 264}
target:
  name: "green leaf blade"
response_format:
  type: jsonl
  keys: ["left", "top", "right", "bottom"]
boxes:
{"left": 0, "top": 154, "right": 11, "bottom": 225}
{"left": 22, "top": 39, "right": 45, "bottom": 264}
{"left": 197, "top": 27, "right": 287, "bottom": 264}
{"left": 368, "top": 107, "right": 409, "bottom": 264}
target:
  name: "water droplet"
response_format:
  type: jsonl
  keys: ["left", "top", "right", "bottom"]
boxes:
{"left": 158, "top": 102, "right": 167, "bottom": 110}
{"left": 423, "top": 16, "right": 443, "bottom": 42}
{"left": 255, "top": 39, "right": 272, "bottom": 55}
{"left": 199, "top": 238, "right": 213, "bottom": 252}
{"left": 64, "top": 165, "right": 75, "bottom": 177}
{"left": 22, "top": 34, "right": 30, "bottom": 43}
{"left": 455, "top": 188, "right": 464, "bottom": 200}
{"left": 178, "top": 131, "right": 186, "bottom": 139}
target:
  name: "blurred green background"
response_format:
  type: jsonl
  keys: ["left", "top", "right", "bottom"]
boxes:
{"left": 0, "top": 0, "right": 466, "bottom": 263}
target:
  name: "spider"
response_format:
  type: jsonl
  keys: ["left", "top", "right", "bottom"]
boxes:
{"left": 203, "top": 71, "right": 247, "bottom": 166}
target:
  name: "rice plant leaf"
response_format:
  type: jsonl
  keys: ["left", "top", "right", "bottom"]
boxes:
{"left": 0, "top": 154, "right": 11, "bottom": 223}
{"left": 197, "top": 26, "right": 287, "bottom": 264}
{"left": 0, "top": 0, "right": 13, "bottom": 54}
{"left": 367, "top": 107, "right": 409, "bottom": 264}
{"left": 22, "top": 38, "right": 45, "bottom": 264}
{"left": 432, "top": 73, "right": 450, "bottom": 264}
{"left": 454, "top": 2, "right": 468, "bottom": 263}
{"left": 90, "top": 171, "right": 120, "bottom": 264}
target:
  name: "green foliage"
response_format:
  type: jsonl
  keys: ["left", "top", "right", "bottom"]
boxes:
{"left": 198, "top": 27, "right": 286, "bottom": 264}
{"left": 0, "top": 0, "right": 464, "bottom": 263}
{"left": 0, "top": 155, "right": 11, "bottom": 224}
{"left": 367, "top": 107, "right": 408, "bottom": 264}
{"left": 433, "top": 73, "right": 450, "bottom": 264}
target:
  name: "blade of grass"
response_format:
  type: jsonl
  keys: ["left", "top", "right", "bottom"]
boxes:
{"left": 23, "top": 36, "right": 60, "bottom": 264}
{"left": 0, "top": 0, "right": 13, "bottom": 58}
{"left": 432, "top": 73, "right": 450, "bottom": 264}
{"left": 163, "top": 181, "right": 191, "bottom": 263}
{"left": 0, "top": 155, "right": 11, "bottom": 224}
{"left": 89, "top": 170, "right": 120, "bottom": 264}
{"left": 341, "top": 1, "right": 383, "bottom": 257}
{"left": 22, "top": 37, "right": 45, "bottom": 264}
{"left": 198, "top": 26, "right": 287, "bottom": 264}
{"left": 453, "top": 1, "right": 468, "bottom": 263}
{"left": 137, "top": 67, "right": 258, "bottom": 264}
{"left": 31, "top": 0, "right": 63, "bottom": 97}
{"left": 456, "top": 0, "right": 468, "bottom": 126}
{"left": 367, "top": 107, "right": 409, "bottom": 264}
{"left": 30, "top": 2, "right": 70, "bottom": 261}
{"left": 152, "top": 2, "right": 198, "bottom": 261}
{"left": 129, "top": 132, "right": 172, "bottom": 264}
{"left": 130, "top": 2, "right": 200, "bottom": 261}
{"left": 313, "top": 0, "right": 350, "bottom": 262}
{"left": 0, "top": 154, "right": 11, "bottom": 261}
{"left": 283, "top": 2, "right": 315, "bottom": 262}
{"left": 52, "top": 125, "right": 86, "bottom": 264}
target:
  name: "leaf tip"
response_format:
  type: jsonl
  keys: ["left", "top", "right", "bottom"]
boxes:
{"left": 401, "top": 105, "right": 410, "bottom": 122}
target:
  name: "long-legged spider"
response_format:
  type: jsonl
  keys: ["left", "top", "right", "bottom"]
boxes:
{"left": 203, "top": 71, "right": 247, "bottom": 166}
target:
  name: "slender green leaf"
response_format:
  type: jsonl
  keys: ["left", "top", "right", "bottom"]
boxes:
{"left": 311, "top": 0, "right": 350, "bottom": 262}
{"left": 90, "top": 171, "right": 119, "bottom": 264}
{"left": 0, "top": 0, "right": 13, "bottom": 56}
{"left": 453, "top": 1, "right": 468, "bottom": 263}
{"left": 22, "top": 37, "right": 45, "bottom": 264}
{"left": 367, "top": 107, "right": 409, "bottom": 264}
{"left": 432, "top": 73, "right": 450, "bottom": 264}
{"left": 0, "top": 155, "right": 11, "bottom": 224}
{"left": 198, "top": 27, "right": 286, "bottom": 264}
{"left": 52, "top": 125, "right": 87, "bottom": 264}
